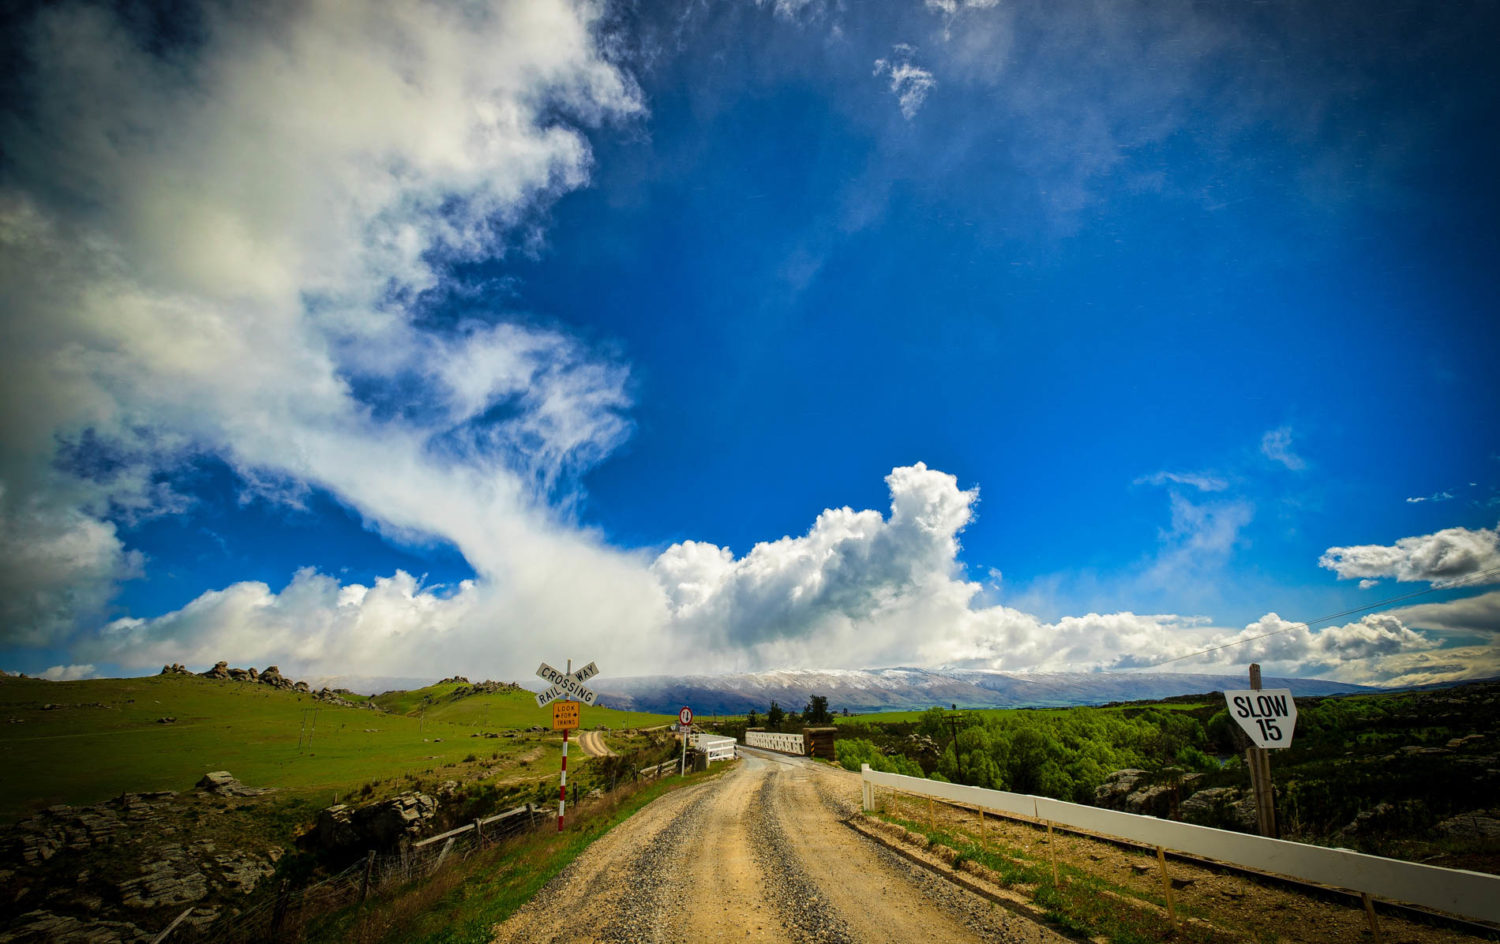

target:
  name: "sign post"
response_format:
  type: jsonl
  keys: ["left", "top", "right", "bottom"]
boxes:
{"left": 536, "top": 659, "right": 600, "bottom": 831}
{"left": 678, "top": 706, "right": 693, "bottom": 777}
{"left": 1223, "top": 664, "right": 1294, "bottom": 837}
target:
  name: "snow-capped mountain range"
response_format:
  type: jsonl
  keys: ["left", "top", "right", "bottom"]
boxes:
{"left": 582, "top": 667, "right": 1373, "bottom": 715}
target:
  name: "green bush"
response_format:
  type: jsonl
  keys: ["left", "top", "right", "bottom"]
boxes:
{"left": 835, "top": 738, "right": 923, "bottom": 777}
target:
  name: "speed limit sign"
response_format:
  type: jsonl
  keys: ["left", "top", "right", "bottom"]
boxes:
{"left": 678, "top": 706, "right": 693, "bottom": 727}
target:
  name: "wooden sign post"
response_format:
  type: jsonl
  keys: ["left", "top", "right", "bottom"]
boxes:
{"left": 1246, "top": 664, "right": 1276, "bottom": 837}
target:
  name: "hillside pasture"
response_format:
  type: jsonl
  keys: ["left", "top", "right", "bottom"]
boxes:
{"left": 0, "top": 675, "right": 667, "bottom": 820}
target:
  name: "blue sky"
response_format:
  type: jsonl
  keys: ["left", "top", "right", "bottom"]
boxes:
{"left": 2, "top": 0, "right": 1497, "bottom": 686}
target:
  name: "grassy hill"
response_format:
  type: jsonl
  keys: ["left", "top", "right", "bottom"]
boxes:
{"left": 0, "top": 674, "right": 672, "bottom": 821}
{"left": 373, "top": 682, "right": 672, "bottom": 730}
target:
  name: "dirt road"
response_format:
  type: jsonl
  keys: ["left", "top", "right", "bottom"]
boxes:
{"left": 576, "top": 729, "right": 614, "bottom": 757}
{"left": 492, "top": 752, "right": 1064, "bottom": 944}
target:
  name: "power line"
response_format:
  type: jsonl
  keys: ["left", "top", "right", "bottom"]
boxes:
{"left": 1129, "top": 565, "right": 1500, "bottom": 670}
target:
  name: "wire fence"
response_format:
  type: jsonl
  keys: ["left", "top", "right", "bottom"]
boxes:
{"left": 176, "top": 803, "right": 547, "bottom": 943}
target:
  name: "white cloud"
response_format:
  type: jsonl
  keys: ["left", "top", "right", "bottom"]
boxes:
{"left": 1260, "top": 426, "right": 1306, "bottom": 470}
{"left": 1134, "top": 471, "right": 1228, "bottom": 492}
{"left": 1, "top": 0, "right": 644, "bottom": 643}
{"left": 1387, "top": 590, "right": 1500, "bottom": 635}
{"left": 1320, "top": 523, "right": 1500, "bottom": 587}
{"left": 72, "top": 460, "right": 1487, "bottom": 685}
{"left": 873, "top": 47, "right": 938, "bottom": 119}
{"left": 1405, "top": 491, "right": 1454, "bottom": 504}
{"left": 40, "top": 664, "right": 98, "bottom": 682}
{"left": 756, "top": 0, "right": 832, "bottom": 21}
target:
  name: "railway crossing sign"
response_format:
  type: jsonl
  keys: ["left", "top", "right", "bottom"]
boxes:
{"left": 1224, "top": 688, "right": 1297, "bottom": 748}
{"left": 535, "top": 661, "right": 599, "bottom": 707}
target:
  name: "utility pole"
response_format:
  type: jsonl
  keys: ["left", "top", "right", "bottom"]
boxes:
{"left": 1246, "top": 664, "right": 1277, "bottom": 837}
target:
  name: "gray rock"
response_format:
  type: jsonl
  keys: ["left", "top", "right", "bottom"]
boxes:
{"left": 1432, "top": 810, "right": 1500, "bottom": 839}
{"left": 1180, "top": 787, "right": 1257, "bottom": 830}
{"left": 0, "top": 910, "right": 150, "bottom": 944}
{"left": 213, "top": 850, "right": 274, "bottom": 895}
{"left": 116, "top": 844, "right": 207, "bottom": 909}
{"left": 196, "top": 771, "right": 272, "bottom": 798}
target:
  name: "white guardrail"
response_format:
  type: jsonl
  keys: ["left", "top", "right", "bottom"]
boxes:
{"left": 744, "top": 731, "right": 806, "bottom": 755}
{"left": 861, "top": 766, "right": 1500, "bottom": 925}
{"left": 692, "top": 734, "right": 737, "bottom": 762}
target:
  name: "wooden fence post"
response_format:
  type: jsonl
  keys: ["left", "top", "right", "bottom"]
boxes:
{"left": 359, "top": 849, "right": 376, "bottom": 902}
{"left": 1362, "top": 892, "right": 1383, "bottom": 942}
{"left": 148, "top": 907, "right": 194, "bottom": 944}
{"left": 1047, "top": 821, "right": 1058, "bottom": 886}
{"left": 1156, "top": 846, "right": 1178, "bottom": 929}
{"left": 269, "top": 879, "right": 291, "bottom": 939}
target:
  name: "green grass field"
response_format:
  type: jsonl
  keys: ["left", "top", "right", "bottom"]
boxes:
{"left": 374, "top": 683, "right": 672, "bottom": 731}
{"left": 0, "top": 675, "right": 673, "bottom": 820}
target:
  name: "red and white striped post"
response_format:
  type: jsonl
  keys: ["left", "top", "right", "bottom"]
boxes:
{"left": 558, "top": 724, "right": 568, "bottom": 831}
{"left": 558, "top": 658, "right": 571, "bottom": 832}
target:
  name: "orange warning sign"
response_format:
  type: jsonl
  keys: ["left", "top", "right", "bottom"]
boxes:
{"left": 552, "top": 700, "right": 580, "bottom": 731}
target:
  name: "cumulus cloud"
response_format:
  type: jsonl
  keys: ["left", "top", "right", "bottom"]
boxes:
{"left": 1260, "top": 426, "right": 1306, "bottom": 471}
{"left": 65, "top": 459, "right": 1478, "bottom": 684}
{"left": 1387, "top": 590, "right": 1500, "bottom": 635}
{"left": 873, "top": 46, "right": 938, "bottom": 119}
{"left": 0, "top": 0, "right": 644, "bottom": 645}
{"left": 1320, "top": 523, "right": 1500, "bottom": 587}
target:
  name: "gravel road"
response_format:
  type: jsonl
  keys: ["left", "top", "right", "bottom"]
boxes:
{"left": 491, "top": 753, "right": 1066, "bottom": 944}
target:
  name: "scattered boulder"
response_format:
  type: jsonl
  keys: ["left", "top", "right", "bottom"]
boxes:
{"left": 258, "top": 665, "right": 295, "bottom": 690}
{"left": 1339, "top": 801, "right": 1397, "bottom": 836}
{"left": 158, "top": 664, "right": 191, "bottom": 676}
{"left": 196, "top": 771, "right": 273, "bottom": 798}
{"left": 201, "top": 662, "right": 230, "bottom": 680}
{"left": 156, "top": 717, "right": 176, "bottom": 724}
{"left": 1432, "top": 810, "right": 1500, "bottom": 839}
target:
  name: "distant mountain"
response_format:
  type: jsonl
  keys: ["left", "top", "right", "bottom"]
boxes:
{"left": 585, "top": 667, "right": 1375, "bottom": 715}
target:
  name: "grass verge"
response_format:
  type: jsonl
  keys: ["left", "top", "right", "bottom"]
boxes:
{"left": 873, "top": 811, "right": 1236, "bottom": 944}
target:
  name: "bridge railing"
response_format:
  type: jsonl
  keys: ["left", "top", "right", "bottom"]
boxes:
{"left": 861, "top": 765, "right": 1500, "bottom": 926}
{"left": 691, "top": 734, "right": 737, "bottom": 762}
{"left": 744, "top": 731, "right": 806, "bottom": 755}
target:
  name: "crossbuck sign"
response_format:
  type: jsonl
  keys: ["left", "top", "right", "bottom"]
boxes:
{"left": 1223, "top": 688, "right": 1297, "bottom": 748}
{"left": 535, "top": 661, "right": 599, "bottom": 707}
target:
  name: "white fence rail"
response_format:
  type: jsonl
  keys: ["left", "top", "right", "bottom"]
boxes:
{"left": 692, "top": 734, "right": 737, "bottom": 762}
{"left": 861, "top": 766, "right": 1500, "bottom": 926}
{"left": 745, "top": 731, "right": 806, "bottom": 755}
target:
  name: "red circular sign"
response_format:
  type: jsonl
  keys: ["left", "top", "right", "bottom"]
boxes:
{"left": 678, "top": 706, "right": 693, "bottom": 726}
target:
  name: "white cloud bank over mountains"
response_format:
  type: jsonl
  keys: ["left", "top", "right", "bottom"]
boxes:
{"left": 77, "top": 464, "right": 1495, "bottom": 688}
{"left": 2, "top": 1, "right": 1495, "bottom": 689}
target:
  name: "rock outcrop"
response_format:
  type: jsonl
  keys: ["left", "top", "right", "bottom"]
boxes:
{"left": 1094, "top": 768, "right": 1206, "bottom": 820}
{"left": 196, "top": 771, "right": 274, "bottom": 798}
{"left": 315, "top": 792, "right": 439, "bottom": 853}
